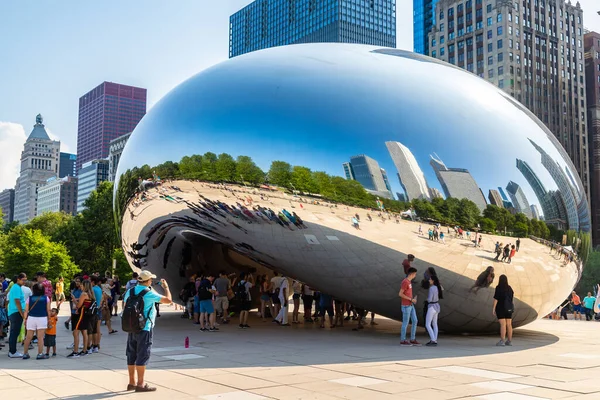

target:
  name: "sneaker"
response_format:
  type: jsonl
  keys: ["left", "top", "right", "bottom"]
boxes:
{"left": 505, "top": 340, "right": 512, "bottom": 346}
{"left": 87, "top": 348, "right": 93, "bottom": 355}
{"left": 496, "top": 340, "right": 505, "bottom": 346}
{"left": 426, "top": 341, "right": 438, "bottom": 347}
{"left": 92, "top": 346, "right": 99, "bottom": 353}
{"left": 36, "top": 354, "right": 47, "bottom": 360}
{"left": 52, "top": 353, "right": 57, "bottom": 357}
{"left": 239, "top": 324, "right": 244, "bottom": 329}
{"left": 66, "top": 343, "right": 74, "bottom": 350}
{"left": 79, "top": 351, "right": 88, "bottom": 357}
{"left": 193, "top": 322, "right": 200, "bottom": 325}
{"left": 64, "top": 321, "right": 69, "bottom": 330}
{"left": 199, "top": 328, "right": 207, "bottom": 332}
{"left": 208, "top": 327, "right": 219, "bottom": 332}
{"left": 8, "top": 352, "right": 24, "bottom": 358}
{"left": 243, "top": 324, "right": 250, "bottom": 328}
{"left": 410, "top": 340, "right": 422, "bottom": 346}
{"left": 22, "top": 353, "right": 31, "bottom": 360}
{"left": 400, "top": 341, "right": 413, "bottom": 347}
{"left": 66, "top": 352, "right": 79, "bottom": 358}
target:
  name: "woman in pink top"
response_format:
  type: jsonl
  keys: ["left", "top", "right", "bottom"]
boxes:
{"left": 508, "top": 245, "right": 516, "bottom": 264}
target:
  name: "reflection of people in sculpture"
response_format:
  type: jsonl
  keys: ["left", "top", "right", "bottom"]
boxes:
{"left": 469, "top": 266, "right": 495, "bottom": 294}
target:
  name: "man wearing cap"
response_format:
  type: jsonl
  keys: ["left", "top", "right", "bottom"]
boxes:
{"left": 122, "top": 271, "right": 172, "bottom": 393}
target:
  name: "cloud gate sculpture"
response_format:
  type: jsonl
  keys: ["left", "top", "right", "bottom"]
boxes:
{"left": 115, "top": 44, "right": 590, "bottom": 333}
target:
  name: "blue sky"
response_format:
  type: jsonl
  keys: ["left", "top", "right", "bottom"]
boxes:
{"left": 0, "top": 0, "right": 599, "bottom": 192}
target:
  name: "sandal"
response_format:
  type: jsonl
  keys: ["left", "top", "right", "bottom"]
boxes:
{"left": 109, "top": 330, "right": 118, "bottom": 334}
{"left": 135, "top": 384, "right": 157, "bottom": 392}
{"left": 127, "top": 384, "right": 136, "bottom": 391}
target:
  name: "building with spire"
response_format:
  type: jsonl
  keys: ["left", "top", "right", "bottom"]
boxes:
{"left": 13, "top": 115, "right": 60, "bottom": 223}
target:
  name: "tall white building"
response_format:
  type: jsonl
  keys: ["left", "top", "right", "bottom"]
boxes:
{"left": 386, "top": 141, "right": 431, "bottom": 201}
{"left": 108, "top": 132, "right": 131, "bottom": 182}
{"left": 13, "top": 115, "right": 60, "bottom": 223}
{"left": 37, "top": 176, "right": 78, "bottom": 216}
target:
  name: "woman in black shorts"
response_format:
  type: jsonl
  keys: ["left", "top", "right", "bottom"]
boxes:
{"left": 493, "top": 274, "right": 514, "bottom": 347}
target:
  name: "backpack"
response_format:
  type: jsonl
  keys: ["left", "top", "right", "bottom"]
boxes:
{"left": 85, "top": 300, "right": 98, "bottom": 317}
{"left": 235, "top": 281, "right": 248, "bottom": 301}
{"left": 121, "top": 287, "right": 150, "bottom": 333}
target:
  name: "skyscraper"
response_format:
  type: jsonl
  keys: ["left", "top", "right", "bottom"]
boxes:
{"left": 77, "top": 159, "right": 109, "bottom": 212}
{"left": 380, "top": 168, "right": 394, "bottom": 199}
{"left": 0, "top": 189, "right": 15, "bottom": 225}
{"left": 488, "top": 189, "right": 504, "bottom": 208}
{"left": 229, "top": 0, "right": 396, "bottom": 58}
{"left": 37, "top": 176, "right": 78, "bottom": 216}
{"left": 108, "top": 132, "right": 131, "bottom": 182}
{"left": 347, "top": 154, "right": 393, "bottom": 199}
{"left": 59, "top": 152, "right": 77, "bottom": 178}
{"left": 428, "top": 1, "right": 589, "bottom": 197}
{"left": 342, "top": 162, "right": 355, "bottom": 180}
{"left": 413, "top": 0, "right": 440, "bottom": 55}
{"left": 429, "top": 154, "right": 486, "bottom": 211}
{"left": 497, "top": 187, "right": 514, "bottom": 209}
{"left": 585, "top": 31, "right": 600, "bottom": 245}
{"left": 13, "top": 115, "right": 60, "bottom": 223}
{"left": 385, "top": 141, "right": 431, "bottom": 201}
{"left": 530, "top": 204, "right": 541, "bottom": 220}
{"left": 506, "top": 181, "right": 532, "bottom": 218}
{"left": 76, "top": 82, "right": 146, "bottom": 171}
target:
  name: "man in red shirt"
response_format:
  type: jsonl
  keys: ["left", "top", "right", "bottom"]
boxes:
{"left": 402, "top": 254, "right": 415, "bottom": 275}
{"left": 399, "top": 267, "right": 420, "bottom": 346}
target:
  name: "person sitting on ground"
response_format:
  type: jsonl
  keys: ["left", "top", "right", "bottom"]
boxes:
{"left": 469, "top": 266, "right": 495, "bottom": 294}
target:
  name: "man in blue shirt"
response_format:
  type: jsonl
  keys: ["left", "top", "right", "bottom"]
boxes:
{"left": 90, "top": 276, "right": 104, "bottom": 353}
{"left": 7, "top": 273, "right": 27, "bottom": 358}
{"left": 0, "top": 273, "right": 8, "bottom": 291}
{"left": 122, "top": 270, "right": 172, "bottom": 392}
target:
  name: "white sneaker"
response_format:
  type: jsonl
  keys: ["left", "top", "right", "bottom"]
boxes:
{"left": 8, "top": 352, "right": 24, "bottom": 358}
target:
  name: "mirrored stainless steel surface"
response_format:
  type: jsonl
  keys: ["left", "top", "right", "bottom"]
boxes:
{"left": 115, "top": 44, "right": 590, "bottom": 333}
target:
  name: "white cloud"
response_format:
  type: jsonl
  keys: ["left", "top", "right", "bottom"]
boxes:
{"left": 0, "top": 122, "right": 26, "bottom": 191}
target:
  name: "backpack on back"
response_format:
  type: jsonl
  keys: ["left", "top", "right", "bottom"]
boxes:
{"left": 85, "top": 300, "right": 98, "bottom": 317}
{"left": 235, "top": 281, "right": 248, "bottom": 301}
{"left": 122, "top": 287, "right": 151, "bottom": 333}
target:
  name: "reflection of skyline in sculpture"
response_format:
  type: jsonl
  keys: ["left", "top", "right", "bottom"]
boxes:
{"left": 381, "top": 168, "right": 393, "bottom": 197}
{"left": 429, "top": 154, "right": 487, "bottom": 212}
{"left": 385, "top": 141, "right": 431, "bottom": 201}
{"left": 497, "top": 187, "right": 513, "bottom": 209}
{"left": 529, "top": 139, "right": 581, "bottom": 232}
{"left": 530, "top": 204, "right": 541, "bottom": 220}
{"left": 488, "top": 189, "right": 504, "bottom": 208}
{"left": 345, "top": 155, "right": 393, "bottom": 199}
{"left": 506, "top": 181, "right": 532, "bottom": 218}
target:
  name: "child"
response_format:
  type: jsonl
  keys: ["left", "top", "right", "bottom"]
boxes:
{"left": 45, "top": 308, "right": 58, "bottom": 357}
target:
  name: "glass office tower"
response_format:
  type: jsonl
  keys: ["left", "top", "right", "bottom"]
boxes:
{"left": 413, "top": 0, "right": 438, "bottom": 54}
{"left": 229, "top": 0, "right": 396, "bottom": 58}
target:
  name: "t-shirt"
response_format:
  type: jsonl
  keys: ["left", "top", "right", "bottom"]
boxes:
{"left": 122, "top": 285, "right": 163, "bottom": 331}
{"left": 572, "top": 294, "right": 581, "bottom": 305}
{"left": 93, "top": 285, "right": 103, "bottom": 308}
{"left": 101, "top": 283, "right": 111, "bottom": 297}
{"left": 271, "top": 276, "right": 284, "bottom": 293}
{"left": 56, "top": 281, "right": 64, "bottom": 294}
{"left": 46, "top": 315, "right": 58, "bottom": 335}
{"left": 279, "top": 278, "right": 290, "bottom": 303}
{"left": 292, "top": 281, "right": 302, "bottom": 294}
{"left": 402, "top": 260, "right": 411, "bottom": 275}
{"left": 303, "top": 285, "right": 314, "bottom": 296}
{"left": 71, "top": 289, "right": 82, "bottom": 314}
{"left": 22, "top": 286, "right": 32, "bottom": 303}
{"left": 42, "top": 279, "right": 53, "bottom": 298}
{"left": 197, "top": 279, "right": 212, "bottom": 301}
{"left": 7, "top": 283, "right": 25, "bottom": 316}
{"left": 493, "top": 285, "right": 514, "bottom": 312}
{"left": 214, "top": 277, "right": 230, "bottom": 298}
{"left": 2, "top": 280, "right": 9, "bottom": 291}
{"left": 319, "top": 293, "right": 333, "bottom": 307}
{"left": 400, "top": 278, "right": 413, "bottom": 306}
{"left": 583, "top": 296, "right": 595, "bottom": 309}
{"left": 126, "top": 279, "right": 138, "bottom": 291}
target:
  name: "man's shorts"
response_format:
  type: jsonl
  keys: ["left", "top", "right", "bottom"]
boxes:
{"left": 271, "top": 293, "right": 281, "bottom": 305}
{"left": 44, "top": 334, "right": 56, "bottom": 347}
{"left": 194, "top": 296, "right": 201, "bottom": 313}
{"left": 56, "top": 293, "right": 66, "bottom": 301}
{"left": 574, "top": 304, "right": 584, "bottom": 313}
{"left": 320, "top": 305, "right": 334, "bottom": 317}
{"left": 239, "top": 300, "right": 251, "bottom": 311}
{"left": 88, "top": 314, "right": 99, "bottom": 334}
{"left": 214, "top": 296, "right": 229, "bottom": 314}
{"left": 199, "top": 299, "right": 214, "bottom": 314}
{"left": 126, "top": 330, "right": 153, "bottom": 366}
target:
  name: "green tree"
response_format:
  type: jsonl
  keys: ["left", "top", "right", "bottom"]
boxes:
{"left": 267, "top": 161, "right": 292, "bottom": 187}
{"left": 179, "top": 155, "right": 203, "bottom": 179}
{"left": 577, "top": 249, "right": 600, "bottom": 293}
{"left": 513, "top": 221, "right": 529, "bottom": 237}
{"left": 215, "top": 153, "right": 237, "bottom": 182}
{"left": 412, "top": 198, "right": 441, "bottom": 221}
{"left": 27, "top": 212, "right": 73, "bottom": 239}
{"left": 201, "top": 152, "right": 218, "bottom": 180}
{"left": 290, "top": 166, "right": 318, "bottom": 193}
{"left": 312, "top": 171, "right": 334, "bottom": 197}
{"left": 1, "top": 226, "right": 79, "bottom": 281}
{"left": 236, "top": 156, "right": 264, "bottom": 185}
{"left": 456, "top": 199, "right": 480, "bottom": 229}
{"left": 480, "top": 218, "right": 497, "bottom": 232}
{"left": 153, "top": 161, "right": 179, "bottom": 179}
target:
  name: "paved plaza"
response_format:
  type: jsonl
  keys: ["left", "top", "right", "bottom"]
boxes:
{"left": 2, "top": 307, "right": 600, "bottom": 399}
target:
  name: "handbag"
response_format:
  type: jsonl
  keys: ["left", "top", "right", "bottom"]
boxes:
{"left": 504, "top": 296, "right": 514, "bottom": 313}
